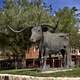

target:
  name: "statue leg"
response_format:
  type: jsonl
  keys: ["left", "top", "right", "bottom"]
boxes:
{"left": 66, "top": 47, "right": 72, "bottom": 68}
{"left": 42, "top": 48, "right": 48, "bottom": 70}
{"left": 60, "top": 49, "right": 66, "bottom": 67}
{"left": 39, "top": 50, "right": 43, "bottom": 68}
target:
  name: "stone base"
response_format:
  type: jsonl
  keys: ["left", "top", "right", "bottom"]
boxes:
{"left": 0, "top": 74, "right": 80, "bottom": 80}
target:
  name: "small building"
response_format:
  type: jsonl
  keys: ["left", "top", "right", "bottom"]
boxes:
{"left": 25, "top": 46, "right": 39, "bottom": 68}
{"left": 25, "top": 46, "right": 80, "bottom": 68}
{"left": 0, "top": 47, "right": 80, "bottom": 69}
{"left": 25, "top": 46, "right": 64, "bottom": 68}
{"left": 71, "top": 49, "right": 80, "bottom": 67}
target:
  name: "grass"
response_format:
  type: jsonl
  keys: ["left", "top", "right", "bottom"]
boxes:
{"left": 0, "top": 68, "right": 80, "bottom": 77}
{"left": 38, "top": 68, "right": 80, "bottom": 77}
{"left": 0, "top": 68, "right": 40, "bottom": 76}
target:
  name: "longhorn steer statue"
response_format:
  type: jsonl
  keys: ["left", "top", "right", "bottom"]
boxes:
{"left": 30, "top": 26, "right": 72, "bottom": 70}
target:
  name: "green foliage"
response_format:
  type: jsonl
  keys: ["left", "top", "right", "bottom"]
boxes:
{"left": 55, "top": 7, "right": 77, "bottom": 33}
{"left": 70, "top": 33, "right": 80, "bottom": 49}
{"left": 53, "top": 7, "right": 80, "bottom": 49}
{"left": 0, "top": 33, "right": 9, "bottom": 49}
{"left": 0, "top": 0, "right": 54, "bottom": 54}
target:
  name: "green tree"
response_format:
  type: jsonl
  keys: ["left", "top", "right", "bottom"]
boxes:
{"left": 52, "top": 7, "right": 80, "bottom": 49}
{"left": 0, "top": 0, "right": 53, "bottom": 68}
{"left": 54, "top": 7, "right": 77, "bottom": 33}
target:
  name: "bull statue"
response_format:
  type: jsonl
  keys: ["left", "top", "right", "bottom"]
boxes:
{"left": 30, "top": 26, "right": 72, "bottom": 70}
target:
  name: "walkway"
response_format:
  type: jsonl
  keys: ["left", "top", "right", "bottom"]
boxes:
{"left": 41, "top": 68, "right": 73, "bottom": 73}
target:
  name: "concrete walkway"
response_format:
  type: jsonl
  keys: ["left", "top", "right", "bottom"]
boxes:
{"left": 41, "top": 68, "right": 73, "bottom": 73}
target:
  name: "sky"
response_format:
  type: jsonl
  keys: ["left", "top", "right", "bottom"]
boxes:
{"left": 44, "top": 0, "right": 80, "bottom": 11}
{"left": 0, "top": 0, "right": 80, "bottom": 11}
{"left": 0, "top": 0, "right": 4, "bottom": 9}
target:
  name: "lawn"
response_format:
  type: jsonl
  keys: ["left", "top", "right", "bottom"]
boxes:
{"left": 0, "top": 68, "right": 40, "bottom": 76}
{"left": 0, "top": 68, "right": 80, "bottom": 77}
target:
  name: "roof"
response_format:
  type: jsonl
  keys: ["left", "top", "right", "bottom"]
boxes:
{"left": 25, "top": 47, "right": 39, "bottom": 59}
